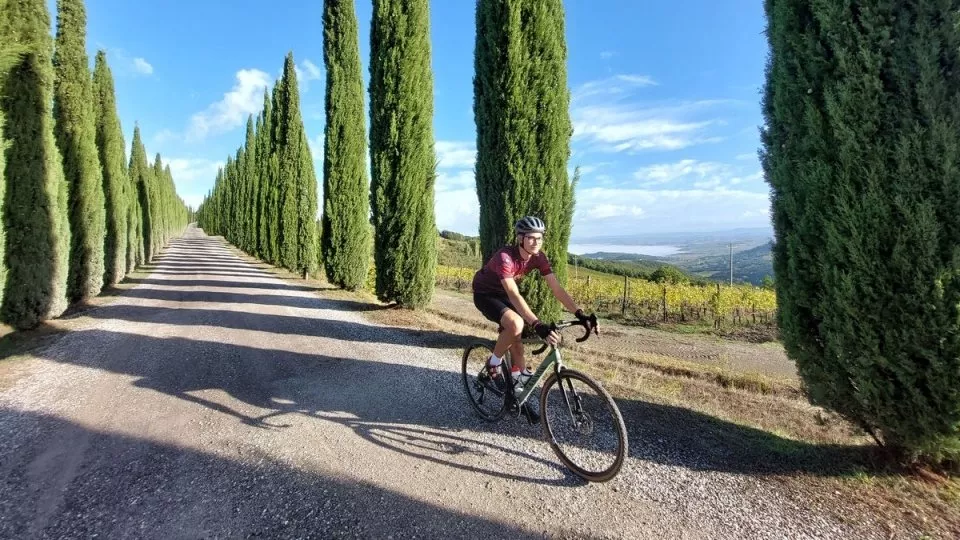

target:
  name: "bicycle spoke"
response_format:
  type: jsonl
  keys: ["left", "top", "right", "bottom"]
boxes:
{"left": 461, "top": 342, "right": 507, "bottom": 421}
{"left": 541, "top": 370, "right": 627, "bottom": 482}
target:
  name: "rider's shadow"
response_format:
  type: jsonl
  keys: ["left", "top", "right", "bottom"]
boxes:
{"left": 106, "top": 332, "right": 583, "bottom": 487}
{"left": 243, "top": 404, "right": 584, "bottom": 487}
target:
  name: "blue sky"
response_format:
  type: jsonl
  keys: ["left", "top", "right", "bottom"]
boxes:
{"left": 68, "top": 0, "right": 772, "bottom": 243}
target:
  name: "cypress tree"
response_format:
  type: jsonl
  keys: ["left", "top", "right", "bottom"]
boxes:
{"left": 257, "top": 90, "right": 273, "bottom": 260}
{"left": 243, "top": 115, "right": 256, "bottom": 253}
{"left": 474, "top": 0, "right": 575, "bottom": 323}
{"left": 92, "top": 50, "right": 128, "bottom": 287}
{"left": 129, "top": 126, "right": 152, "bottom": 264}
{"left": 761, "top": 0, "right": 960, "bottom": 463}
{"left": 0, "top": 8, "right": 27, "bottom": 305}
{"left": 266, "top": 84, "right": 282, "bottom": 265}
{"left": 126, "top": 168, "right": 141, "bottom": 271}
{"left": 53, "top": 0, "right": 106, "bottom": 302}
{"left": 275, "top": 53, "right": 317, "bottom": 277}
{"left": 0, "top": 0, "right": 71, "bottom": 328}
{"left": 151, "top": 154, "right": 165, "bottom": 255}
{"left": 369, "top": 0, "right": 437, "bottom": 307}
{"left": 252, "top": 112, "right": 264, "bottom": 256}
{"left": 322, "top": 0, "right": 371, "bottom": 290}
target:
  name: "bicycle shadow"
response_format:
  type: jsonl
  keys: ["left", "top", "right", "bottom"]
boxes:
{"left": 30, "top": 328, "right": 578, "bottom": 487}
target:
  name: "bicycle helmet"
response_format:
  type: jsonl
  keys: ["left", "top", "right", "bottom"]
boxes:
{"left": 515, "top": 216, "right": 546, "bottom": 235}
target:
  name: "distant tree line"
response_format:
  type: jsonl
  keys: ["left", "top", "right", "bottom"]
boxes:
{"left": 195, "top": 53, "right": 319, "bottom": 280}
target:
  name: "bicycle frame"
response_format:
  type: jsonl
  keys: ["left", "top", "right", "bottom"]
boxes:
{"left": 506, "top": 343, "right": 563, "bottom": 408}
{"left": 502, "top": 318, "right": 592, "bottom": 409}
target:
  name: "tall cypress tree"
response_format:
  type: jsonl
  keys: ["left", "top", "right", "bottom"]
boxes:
{"left": 474, "top": 0, "right": 575, "bottom": 323}
{"left": 53, "top": 0, "right": 106, "bottom": 302}
{"left": 0, "top": 7, "right": 27, "bottom": 305}
{"left": 322, "top": 0, "right": 371, "bottom": 290}
{"left": 129, "top": 126, "right": 152, "bottom": 265}
{"left": 276, "top": 53, "right": 317, "bottom": 277}
{"left": 0, "top": 0, "right": 71, "bottom": 328}
{"left": 761, "top": 0, "right": 960, "bottom": 463}
{"left": 369, "top": 0, "right": 437, "bottom": 307}
{"left": 151, "top": 154, "right": 166, "bottom": 255}
{"left": 242, "top": 115, "right": 256, "bottom": 253}
{"left": 266, "top": 84, "right": 283, "bottom": 265}
{"left": 257, "top": 90, "right": 273, "bottom": 260}
{"left": 251, "top": 112, "right": 264, "bottom": 256}
{"left": 92, "top": 51, "right": 128, "bottom": 287}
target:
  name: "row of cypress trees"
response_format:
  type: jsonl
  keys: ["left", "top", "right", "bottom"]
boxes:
{"left": 0, "top": 0, "right": 190, "bottom": 330}
{"left": 198, "top": 0, "right": 579, "bottom": 318}
{"left": 195, "top": 53, "right": 319, "bottom": 280}
{"left": 196, "top": 0, "right": 441, "bottom": 308}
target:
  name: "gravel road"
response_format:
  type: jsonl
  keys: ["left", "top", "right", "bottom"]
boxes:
{"left": 0, "top": 227, "right": 916, "bottom": 539}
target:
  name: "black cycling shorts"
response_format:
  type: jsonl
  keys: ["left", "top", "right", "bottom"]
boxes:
{"left": 473, "top": 292, "right": 516, "bottom": 324}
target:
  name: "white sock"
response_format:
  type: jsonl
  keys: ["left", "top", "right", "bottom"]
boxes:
{"left": 488, "top": 353, "right": 502, "bottom": 367}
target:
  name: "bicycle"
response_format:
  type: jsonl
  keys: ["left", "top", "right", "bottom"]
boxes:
{"left": 460, "top": 317, "right": 628, "bottom": 483}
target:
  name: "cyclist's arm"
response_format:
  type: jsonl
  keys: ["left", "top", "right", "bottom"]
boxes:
{"left": 544, "top": 273, "right": 581, "bottom": 314}
{"left": 500, "top": 277, "right": 540, "bottom": 325}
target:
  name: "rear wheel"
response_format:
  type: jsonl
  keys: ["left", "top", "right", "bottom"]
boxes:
{"left": 540, "top": 368, "right": 627, "bottom": 482}
{"left": 461, "top": 342, "right": 508, "bottom": 421}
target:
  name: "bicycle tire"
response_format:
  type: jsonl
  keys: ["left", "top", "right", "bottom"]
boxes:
{"left": 461, "top": 342, "right": 508, "bottom": 421}
{"left": 539, "top": 368, "right": 628, "bottom": 482}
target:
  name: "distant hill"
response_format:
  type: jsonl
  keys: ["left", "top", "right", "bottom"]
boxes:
{"left": 667, "top": 242, "right": 774, "bottom": 285}
{"left": 435, "top": 231, "right": 695, "bottom": 283}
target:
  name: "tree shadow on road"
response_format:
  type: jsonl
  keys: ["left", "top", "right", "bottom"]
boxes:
{"left": 80, "top": 303, "right": 476, "bottom": 349}
{"left": 98, "top": 287, "right": 395, "bottom": 313}
{"left": 120, "top": 277, "right": 319, "bottom": 293}
{"left": 29, "top": 329, "right": 575, "bottom": 487}
{"left": 29, "top": 320, "right": 883, "bottom": 484}
{"left": 136, "top": 270, "right": 277, "bottom": 278}
{"left": 0, "top": 408, "right": 543, "bottom": 539}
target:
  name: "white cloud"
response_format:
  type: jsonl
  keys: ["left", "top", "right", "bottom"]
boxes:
{"left": 634, "top": 159, "right": 732, "bottom": 186}
{"left": 435, "top": 188, "right": 480, "bottom": 236}
{"left": 736, "top": 153, "right": 756, "bottom": 161}
{"left": 308, "top": 134, "right": 324, "bottom": 161}
{"left": 587, "top": 204, "right": 644, "bottom": 219}
{"left": 302, "top": 59, "right": 321, "bottom": 79}
{"left": 435, "top": 140, "right": 476, "bottom": 169}
{"left": 569, "top": 186, "right": 771, "bottom": 238}
{"left": 294, "top": 58, "right": 323, "bottom": 92}
{"left": 152, "top": 129, "right": 179, "bottom": 146}
{"left": 165, "top": 157, "right": 225, "bottom": 211}
{"left": 166, "top": 158, "right": 224, "bottom": 184}
{"left": 631, "top": 159, "right": 765, "bottom": 192}
{"left": 96, "top": 47, "right": 155, "bottom": 78}
{"left": 186, "top": 69, "right": 271, "bottom": 142}
{"left": 436, "top": 169, "right": 475, "bottom": 193}
{"left": 572, "top": 103, "right": 728, "bottom": 153}
{"left": 600, "top": 51, "right": 616, "bottom": 60}
{"left": 181, "top": 194, "right": 206, "bottom": 212}
{"left": 133, "top": 57, "right": 154, "bottom": 75}
{"left": 572, "top": 74, "right": 657, "bottom": 102}
{"left": 571, "top": 73, "right": 738, "bottom": 154}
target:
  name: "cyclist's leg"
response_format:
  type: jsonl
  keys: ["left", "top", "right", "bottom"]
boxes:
{"left": 494, "top": 308, "right": 523, "bottom": 359}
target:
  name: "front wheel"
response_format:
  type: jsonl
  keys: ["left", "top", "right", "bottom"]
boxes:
{"left": 461, "top": 342, "right": 508, "bottom": 421}
{"left": 540, "top": 369, "right": 628, "bottom": 482}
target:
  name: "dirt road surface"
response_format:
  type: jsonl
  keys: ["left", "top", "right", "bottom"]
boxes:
{"left": 0, "top": 227, "right": 909, "bottom": 539}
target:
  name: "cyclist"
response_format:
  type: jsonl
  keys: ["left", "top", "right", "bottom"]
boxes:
{"left": 471, "top": 215, "right": 596, "bottom": 421}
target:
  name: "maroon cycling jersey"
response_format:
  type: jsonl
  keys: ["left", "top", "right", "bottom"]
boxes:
{"left": 472, "top": 245, "right": 553, "bottom": 295}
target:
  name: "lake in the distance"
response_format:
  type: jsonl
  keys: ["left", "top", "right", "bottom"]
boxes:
{"left": 568, "top": 244, "right": 683, "bottom": 257}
